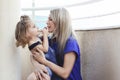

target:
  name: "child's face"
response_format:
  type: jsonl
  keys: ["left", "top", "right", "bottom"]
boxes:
{"left": 27, "top": 22, "right": 40, "bottom": 37}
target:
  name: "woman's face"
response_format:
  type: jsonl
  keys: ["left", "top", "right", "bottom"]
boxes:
{"left": 46, "top": 17, "right": 55, "bottom": 33}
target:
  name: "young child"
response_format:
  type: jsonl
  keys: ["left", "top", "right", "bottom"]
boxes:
{"left": 15, "top": 15, "right": 56, "bottom": 80}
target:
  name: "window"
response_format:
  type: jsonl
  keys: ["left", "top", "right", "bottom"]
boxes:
{"left": 21, "top": 0, "right": 120, "bottom": 30}
{"left": 21, "top": 0, "right": 49, "bottom": 29}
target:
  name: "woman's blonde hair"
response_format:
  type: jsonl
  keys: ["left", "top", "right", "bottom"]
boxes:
{"left": 15, "top": 15, "right": 31, "bottom": 48}
{"left": 50, "top": 8, "right": 77, "bottom": 55}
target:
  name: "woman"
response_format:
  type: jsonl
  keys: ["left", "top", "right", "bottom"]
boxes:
{"left": 33, "top": 8, "right": 82, "bottom": 80}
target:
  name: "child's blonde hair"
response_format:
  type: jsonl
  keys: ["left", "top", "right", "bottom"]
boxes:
{"left": 15, "top": 15, "right": 32, "bottom": 48}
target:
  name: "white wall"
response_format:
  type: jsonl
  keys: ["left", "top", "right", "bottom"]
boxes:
{"left": 0, "top": 0, "right": 21, "bottom": 80}
{"left": 76, "top": 29, "right": 120, "bottom": 80}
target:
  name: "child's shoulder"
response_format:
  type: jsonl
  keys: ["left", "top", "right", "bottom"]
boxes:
{"left": 29, "top": 37, "right": 41, "bottom": 45}
{"left": 28, "top": 38, "right": 42, "bottom": 51}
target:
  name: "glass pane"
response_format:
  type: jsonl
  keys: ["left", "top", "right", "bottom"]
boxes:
{"left": 67, "top": 0, "right": 120, "bottom": 19}
{"left": 35, "top": 10, "right": 50, "bottom": 16}
{"left": 34, "top": 16, "right": 48, "bottom": 29}
{"left": 21, "top": 0, "right": 32, "bottom": 8}
{"left": 34, "top": 10, "right": 49, "bottom": 29}
{"left": 21, "top": 0, "right": 120, "bottom": 30}
{"left": 35, "top": 0, "right": 89, "bottom": 8}
{"left": 72, "top": 13, "right": 120, "bottom": 30}
{"left": 20, "top": 11, "right": 32, "bottom": 18}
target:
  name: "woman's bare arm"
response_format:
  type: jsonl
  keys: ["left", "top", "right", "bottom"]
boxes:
{"left": 33, "top": 51, "right": 76, "bottom": 79}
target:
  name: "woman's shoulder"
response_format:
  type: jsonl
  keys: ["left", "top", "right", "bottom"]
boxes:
{"left": 64, "top": 36, "right": 80, "bottom": 56}
{"left": 67, "top": 36, "right": 77, "bottom": 43}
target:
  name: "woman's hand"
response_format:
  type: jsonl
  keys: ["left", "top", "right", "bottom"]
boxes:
{"left": 35, "top": 70, "right": 50, "bottom": 80}
{"left": 32, "top": 48, "right": 47, "bottom": 65}
{"left": 30, "top": 55, "right": 48, "bottom": 74}
{"left": 40, "top": 71, "right": 50, "bottom": 80}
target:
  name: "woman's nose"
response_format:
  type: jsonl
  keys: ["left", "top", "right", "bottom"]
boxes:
{"left": 46, "top": 20, "right": 49, "bottom": 25}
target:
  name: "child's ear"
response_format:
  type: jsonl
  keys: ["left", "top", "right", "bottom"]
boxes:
{"left": 26, "top": 31, "right": 30, "bottom": 38}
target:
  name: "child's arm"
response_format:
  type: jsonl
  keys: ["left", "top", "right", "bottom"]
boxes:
{"left": 34, "top": 28, "right": 49, "bottom": 53}
{"left": 41, "top": 28, "right": 49, "bottom": 52}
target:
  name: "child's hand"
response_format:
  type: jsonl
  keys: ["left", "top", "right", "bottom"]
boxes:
{"left": 42, "top": 27, "right": 49, "bottom": 36}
